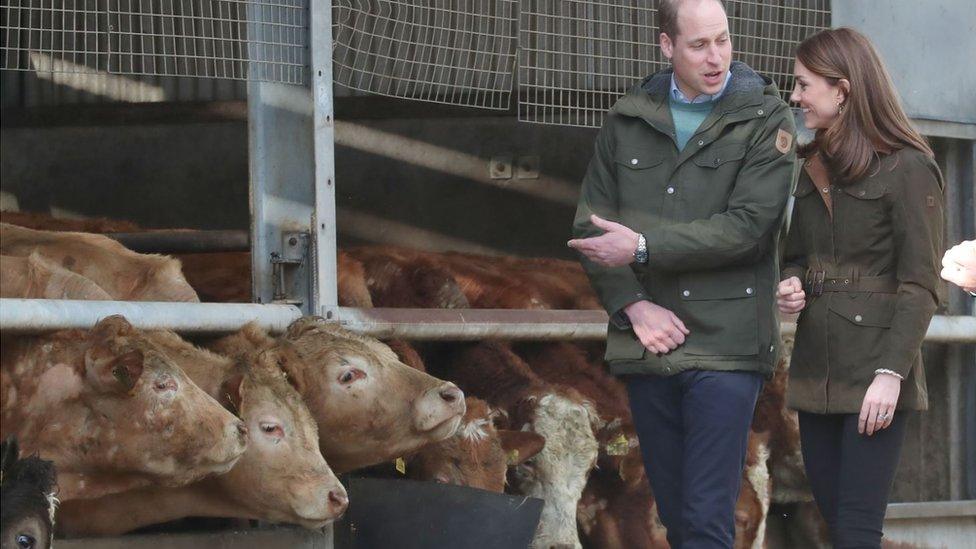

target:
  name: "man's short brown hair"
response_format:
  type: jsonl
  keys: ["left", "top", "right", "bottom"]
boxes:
{"left": 657, "top": 0, "right": 727, "bottom": 39}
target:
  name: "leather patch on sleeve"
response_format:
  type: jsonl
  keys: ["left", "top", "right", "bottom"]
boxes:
{"left": 775, "top": 128, "right": 793, "bottom": 154}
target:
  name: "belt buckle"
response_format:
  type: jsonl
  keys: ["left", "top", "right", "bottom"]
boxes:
{"left": 807, "top": 270, "right": 825, "bottom": 297}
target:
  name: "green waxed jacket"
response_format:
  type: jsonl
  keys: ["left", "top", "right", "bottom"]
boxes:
{"left": 573, "top": 62, "right": 798, "bottom": 378}
{"left": 784, "top": 147, "right": 945, "bottom": 413}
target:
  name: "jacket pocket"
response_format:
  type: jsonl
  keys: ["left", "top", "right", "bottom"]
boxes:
{"left": 841, "top": 179, "right": 886, "bottom": 200}
{"left": 826, "top": 293, "right": 896, "bottom": 380}
{"left": 605, "top": 324, "right": 647, "bottom": 361}
{"left": 614, "top": 147, "right": 668, "bottom": 222}
{"left": 676, "top": 269, "right": 759, "bottom": 356}
{"left": 827, "top": 292, "right": 896, "bottom": 327}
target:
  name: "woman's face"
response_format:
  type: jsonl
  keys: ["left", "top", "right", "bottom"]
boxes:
{"left": 791, "top": 59, "right": 846, "bottom": 130}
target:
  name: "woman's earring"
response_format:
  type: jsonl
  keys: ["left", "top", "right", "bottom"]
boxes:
{"left": 838, "top": 103, "right": 845, "bottom": 114}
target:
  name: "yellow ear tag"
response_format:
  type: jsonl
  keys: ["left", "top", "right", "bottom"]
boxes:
{"left": 395, "top": 457, "right": 406, "bottom": 475}
{"left": 606, "top": 434, "right": 630, "bottom": 456}
{"left": 506, "top": 449, "right": 520, "bottom": 466}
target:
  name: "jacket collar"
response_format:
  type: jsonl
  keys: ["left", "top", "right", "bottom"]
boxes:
{"left": 612, "top": 61, "right": 772, "bottom": 126}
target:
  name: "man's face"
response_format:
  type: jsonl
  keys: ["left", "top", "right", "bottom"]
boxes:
{"left": 660, "top": 0, "right": 732, "bottom": 100}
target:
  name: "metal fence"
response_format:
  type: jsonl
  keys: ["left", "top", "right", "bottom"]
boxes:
{"left": 0, "top": 0, "right": 308, "bottom": 84}
{"left": 332, "top": 0, "right": 519, "bottom": 110}
{"left": 0, "top": 0, "right": 830, "bottom": 124}
{"left": 518, "top": 0, "right": 831, "bottom": 127}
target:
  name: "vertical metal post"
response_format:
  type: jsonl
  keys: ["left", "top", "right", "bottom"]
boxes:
{"left": 311, "top": 0, "right": 339, "bottom": 317}
{"left": 246, "top": 4, "right": 317, "bottom": 314}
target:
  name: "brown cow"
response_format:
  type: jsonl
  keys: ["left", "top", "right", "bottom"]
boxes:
{"left": 207, "top": 318, "right": 467, "bottom": 474}
{"left": 0, "top": 316, "right": 246, "bottom": 501}
{"left": 406, "top": 397, "right": 546, "bottom": 493}
{"left": 345, "top": 246, "right": 470, "bottom": 309}
{"left": 0, "top": 223, "right": 199, "bottom": 302}
{"left": 514, "top": 342, "right": 645, "bottom": 488}
{"left": 176, "top": 250, "right": 374, "bottom": 306}
{"left": 56, "top": 330, "right": 347, "bottom": 535}
{"left": 425, "top": 341, "right": 600, "bottom": 549}
{"left": 0, "top": 211, "right": 140, "bottom": 233}
{"left": 1, "top": 253, "right": 112, "bottom": 300}
{"left": 577, "top": 469, "right": 669, "bottom": 549}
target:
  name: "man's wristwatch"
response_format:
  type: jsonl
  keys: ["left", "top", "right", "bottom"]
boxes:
{"left": 634, "top": 233, "right": 648, "bottom": 264}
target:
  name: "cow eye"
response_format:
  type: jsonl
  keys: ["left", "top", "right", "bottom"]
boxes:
{"left": 17, "top": 535, "right": 35, "bottom": 549}
{"left": 338, "top": 368, "right": 365, "bottom": 384}
{"left": 153, "top": 377, "right": 177, "bottom": 392}
{"left": 259, "top": 422, "right": 284, "bottom": 440}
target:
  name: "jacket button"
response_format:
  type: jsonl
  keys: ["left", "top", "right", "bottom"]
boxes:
{"left": 682, "top": 290, "right": 691, "bottom": 297}
{"left": 666, "top": 186, "right": 675, "bottom": 194}
{"left": 665, "top": 367, "right": 672, "bottom": 373}
{"left": 631, "top": 158, "right": 638, "bottom": 165}
{"left": 714, "top": 158, "right": 721, "bottom": 165}
{"left": 855, "top": 314, "right": 863, "bottom": 322}
{"left": 859, "top": 190, "right": 866, "bottom": 196}
{"left": 697, "top": 140, "right": 704, "bottom": 146}
{"left": 745, "top": 287, "right": 754, "bottom": 295}
{"left": 822, "top": 187, "right": 829, "bottom": 193}
{"left": 757, "top": 109, "right": 764, "bottom": 115}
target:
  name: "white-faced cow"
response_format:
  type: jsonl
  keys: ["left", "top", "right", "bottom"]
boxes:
{"left": 425, "top": 341, "right": 600, "bottom": 549}
{"left": 0, "top": 316, "right": 246, "bottom": 501}
{"left": 1, "top": 437, "right": 57, "bottom": 549}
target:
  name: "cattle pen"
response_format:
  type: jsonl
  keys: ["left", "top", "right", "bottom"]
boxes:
{"left": 1, "top": 1, "right": 975, "bottom": 548}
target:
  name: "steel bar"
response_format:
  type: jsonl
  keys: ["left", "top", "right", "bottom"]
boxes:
{"left": 0, "top": 299, "right": 302, "bottom": 335}
{"left": 2, "top": 301, "right": 973, "bottom": 343}
{"left": 104, "top": 230, "right": 249, "bottom": 254}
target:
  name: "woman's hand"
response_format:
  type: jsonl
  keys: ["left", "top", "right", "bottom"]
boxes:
{"left": 858, "top": 374, "right": 901, "bottom": 435}
{"left": 777, "top": 276, "right": 806, "bottom": 314}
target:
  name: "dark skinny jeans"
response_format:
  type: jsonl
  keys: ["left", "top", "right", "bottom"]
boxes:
{"left": 798, "top": 411, "right": 908, "bottom": 549}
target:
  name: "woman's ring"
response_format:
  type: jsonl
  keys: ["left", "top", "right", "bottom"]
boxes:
{"left": 878, "top": 413, "right": 889, "bottom": 421}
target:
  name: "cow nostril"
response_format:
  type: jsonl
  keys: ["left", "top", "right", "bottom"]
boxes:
{"left": 328, "top": 490, "right": 349, "bottom": 510}
{"left": 439, "top": 385, "right": 461, "bottom": 403}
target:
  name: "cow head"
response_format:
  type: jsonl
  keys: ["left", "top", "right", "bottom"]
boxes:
{"left": 42, "top": 316, "right": 246, "bottom": 498}
{"left": 407, "top": 397, "right": 545, "bottom": 493}
{"left": 275, "top": 317, "right": 466, "bottom": 473}
{"left": 217, "top": 355, "right": 347, "bottom": 528}
{"left": 506, "top": 391, "right": 600, "bottom": 549}
{"left": 1, "top": 437, "right": 57, "bottom": 549}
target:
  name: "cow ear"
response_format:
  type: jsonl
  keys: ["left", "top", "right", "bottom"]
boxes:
{"left": 220, "top": 373, "right": 245, "bottom": 414}
{"left": 90, "top": 315, "right": 134, "bottom": 341}
{"left": 498, "top": 430, "right": 546, "bottom": 466}
{"left": 86, "top": 347, "right": 145, "bottom": 393}
{"left": 262, "top": 345, "right": 306, "bottom": 395}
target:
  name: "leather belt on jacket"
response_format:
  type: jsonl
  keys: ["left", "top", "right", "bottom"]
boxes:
{"left": 804, "top": 267, "right": 899, "bottom": 297}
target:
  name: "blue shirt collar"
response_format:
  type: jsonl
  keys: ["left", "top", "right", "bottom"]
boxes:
{"left": 670, "top": 70, "right": 732, "bottom": 104}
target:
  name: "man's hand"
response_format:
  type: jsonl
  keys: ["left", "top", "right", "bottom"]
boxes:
{"left": 940, "top": 240, "right": 976, "bottom": 293}
{"left": 776, "top": 276, "right": 806, "bottom": 314}
{"left": 623, "top": 300, "right": 690, "bottom": 355}
{"left": 858, "top": 373, "right": 901, "bottom": 436}
{"left": 567, "top": 214, "right": 640, "bottom": 267}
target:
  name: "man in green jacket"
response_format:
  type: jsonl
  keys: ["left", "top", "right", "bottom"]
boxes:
{"left": 568, "top": 1, "right": 797, "bottom": 547}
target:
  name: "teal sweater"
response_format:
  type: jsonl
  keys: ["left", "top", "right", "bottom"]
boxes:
{"left": 669, "top": 97, "right": 716, "bottom": 151}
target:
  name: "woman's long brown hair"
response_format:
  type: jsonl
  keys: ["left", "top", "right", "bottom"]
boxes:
{"left": 796, "top": 27, "right": 933, "bottom": 183}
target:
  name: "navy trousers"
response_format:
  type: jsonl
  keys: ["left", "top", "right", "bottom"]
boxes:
{"left": 626, "top": 370, "right": 763, "bottom": 549}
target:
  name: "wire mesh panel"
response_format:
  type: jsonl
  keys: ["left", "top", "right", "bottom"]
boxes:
{"left": 332, "top": 0, "right": 518, "bottom": 110}
{"left": 0, "top": 0, "right": 308, "bottom": 84}
{"left": 519, "top": 0, "right": 831, "bottom": 127}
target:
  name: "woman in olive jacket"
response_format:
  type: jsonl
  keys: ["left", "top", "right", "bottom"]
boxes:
{"left": 777, "top": 28, "right": 944, "bottom": 548}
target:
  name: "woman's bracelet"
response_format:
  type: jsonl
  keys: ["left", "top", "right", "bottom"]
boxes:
{"left": 874, "top": 368, "right": 905, "bottom": 380}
